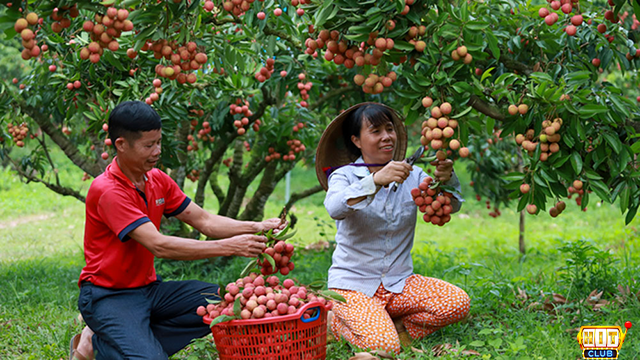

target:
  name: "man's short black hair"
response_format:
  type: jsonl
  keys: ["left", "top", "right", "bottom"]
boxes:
{"left": 108, "top": 101, "right": 162, "bottom": 147}
{"left": 342, "top": 103, "right": 395, "bottom": 158}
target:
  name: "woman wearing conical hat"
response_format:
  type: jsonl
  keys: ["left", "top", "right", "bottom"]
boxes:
{"left": 316, "top": 103, "right": 470, "bottom": 354}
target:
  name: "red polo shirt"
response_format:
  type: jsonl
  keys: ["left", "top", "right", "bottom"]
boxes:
{"left": 79, "top": 157, "right": 190, "bottom": 289}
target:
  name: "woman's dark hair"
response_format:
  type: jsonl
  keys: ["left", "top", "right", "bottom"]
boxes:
{"left": 108, "top": 101, "right": 162, "bottom": 147}
{"left": 342, "top": 103, "right": 396, "bottom": 157}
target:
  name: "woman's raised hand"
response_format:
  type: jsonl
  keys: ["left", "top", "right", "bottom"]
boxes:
{"left": 373, "top": 161, "right": 413, "bottom": 187}
{"left": 431, "top": 159, "right": 454, "bottom": 183}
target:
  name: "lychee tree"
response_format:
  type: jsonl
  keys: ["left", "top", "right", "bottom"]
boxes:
{"left": 299, "top": 0, "right": 640, "bottom": 225}
{"left": 0, "top": 0, "right": 361, "bottom": 222}
{"left": 0, "top": 0, "right": 639, "bottom": 230}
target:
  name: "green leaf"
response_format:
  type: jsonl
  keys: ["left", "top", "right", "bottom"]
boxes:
{"left": 620, "top": 185, "right": 630, "bottom": 213}
{"left": 218, "top": 283, "right": 227, "bottom": 298}
{"left": 502, "top": 172, "right": 525, "bottom": 182}
{"left": 469, "top": 340, "right": 485, "bottom": 347}
{"left": 481, "top": 67, "right": 495, "bottom": 83}
{"left": 530, "top": 72, "right": 553, "bottom": 83}
{"left": 602, "top": 132, "right": 622, "bottom": 154}
{"left": 631, "top": 141, "right": 640, "bottom": 153}
{"left": 570, "top": 152, "right": 582, "bottom": 174}
{"left": 517, "top": 193, "right": 530, "bottom": 212}
{"left": 393, "top": 41, "right": 416, "bottom": 51}
{"left": 271, "top": 221, "right": 290, "bottom": 238}
{"left": 205, "top": 298, "right": 221, "bottom": 304}
{"left": 589, "top": 180, "right": 611, "bottom": 202}
{"left": 625, "top": 204, "right": 639, "bottom": 225}
{"left": 319, "top": 290, "right": 347, "bottom": 303}
{"left": 209, "top": 315, "right": 236, "bottom": 327}
{"left": 274, "top": 228, "right": 297, "bottom": 241}
{"left": 578, "top": 104, "right": 609, "bottom": 118}
{"left": 584, "top": 170, "right": 603, "bottom": 180}
{"left": 239, "top": 259, "right": 258, "bottom": 278}
{"left": 315, "top": 4, "right": 336, "bottom": 28}
{"left": 488, "top": 338, "right": 503, "bottom": 349}
{"left": 233, "top": 297, "right": 242, "bottom": 317}
{"left": 263, "top": 253, "right": 276, "bottom": 269}
{"left": 452, "top": 106, "right": 473, "bottom": 119}
{"left": 485, "top": 30, "right": 500, "bottom": 60}
{"left": 634, "top": 1, "right": 640, "bottom": 26}
{"left": 486, "top": 117, "right": 495, "bottom": 136}
{"left": 466, "top": 21, "right": 489, "bottom": 31}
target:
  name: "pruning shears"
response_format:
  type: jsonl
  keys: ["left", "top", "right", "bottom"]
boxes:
{"left": 392, "top": 146, "right": 425, "bottom": 192}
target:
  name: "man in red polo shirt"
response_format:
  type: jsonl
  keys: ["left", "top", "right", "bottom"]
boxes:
{"left": 71, "top": 101, "right": 283, "bottom": 360}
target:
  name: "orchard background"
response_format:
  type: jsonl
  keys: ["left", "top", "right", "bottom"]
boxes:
{"left": 0, "top": 0, "right": 639, "bottom": 359}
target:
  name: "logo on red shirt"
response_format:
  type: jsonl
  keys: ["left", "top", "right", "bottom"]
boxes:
{"left": 155, "top": 198, "right": 165, "bottom": 206}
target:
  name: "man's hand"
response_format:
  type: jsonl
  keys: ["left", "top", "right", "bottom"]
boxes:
{"left": 373, "top": 161, "right": 413, "bottom": 187}
{"left": 224, "top": 234, "right": 268, "bottom": 257}
{"left": 430, "top": 159, "right": 454, "bottom": 183}
{"left": 257, "top": 217, "right": 287, "bottom": 234}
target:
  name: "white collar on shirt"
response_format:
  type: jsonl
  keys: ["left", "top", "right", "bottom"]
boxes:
{"left": 352, "top": 157, "right": 371, "bottom": 178}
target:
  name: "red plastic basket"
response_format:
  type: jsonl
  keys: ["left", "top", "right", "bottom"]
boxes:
{"left": 203, "top": 301, "right": 327, "bottom": 360}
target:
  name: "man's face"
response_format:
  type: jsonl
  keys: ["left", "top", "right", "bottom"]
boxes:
{"left": 118, "top": 129, "right": 162, "bottom": 173}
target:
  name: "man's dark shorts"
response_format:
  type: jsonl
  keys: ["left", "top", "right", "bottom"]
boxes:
{"left": 78, "top": 278, "right": 219, "bottom": 359}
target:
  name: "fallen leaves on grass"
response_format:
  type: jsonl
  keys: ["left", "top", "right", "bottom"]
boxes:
{"left": 349, "top": 353, "right": 380, "bottom": 360}
{"left": 431, "top": 341, "right": 481, "bottom": 357}
{"left": 305, "top": 240, "right": 330, "bottom": 251}
{"left": 348, "top": 350, "right": 395, "bottom": 359}
{"left": 370, "top": 350, "right": 394, "bottom": 359}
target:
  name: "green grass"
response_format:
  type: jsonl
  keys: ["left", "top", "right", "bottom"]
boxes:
{"left": 1, "top": 159, "right": 639, "bottom": 359}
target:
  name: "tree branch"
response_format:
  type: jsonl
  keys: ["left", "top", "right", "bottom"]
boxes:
{"left": 309, "top": 85, "right": 358, "bottom": 111}
{"left": 220, "top": 139, "right": 246, "bottom": 217}
{"left": 209, "top": 163, "right": 226, "bottom": 206}
{"left": 263, "top": 25, "right": 302, "bottom": 48}
{"left": 282, "top": 184, "right": 324, "bottom": 214}
{"left": 7, "top": 153, "right": 86, "bottom": 202}
{"left": 238, "top": 160, "right": 296, "bottom": 221}
{"left": 194, "top": 87, "right": 277, "bottom": 209}
{"left": 469, "top": 94, "right": 505, "bottom": 121}
{"left": 500, "top": 55, "right": 534, "bottom": 76}
{"left": 170, "top": 118, "right": 192, "bottom": 189}
{"left": 17, "top": 99, "right": 103, "bottom": 177}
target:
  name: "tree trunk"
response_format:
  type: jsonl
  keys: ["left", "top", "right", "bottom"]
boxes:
{"left": 519, "top": 210, "right": 526, "bottom": 255}
{"left": 517, "top": 147, "right": 526, "bottom": 255}
{"left": 195, "top": 141, "right": 229, "bottom": 207}
{"left": 170, "top": 118, "right": 192, "bottom": 189}
{"left": 209, "top": 163, "right": 225, "bottom": 206}
{"left": 218, "top": 140, "right": 245, "bottom": 216}
{"left": 239, "top": 161, "right": 295, "bottom": 221}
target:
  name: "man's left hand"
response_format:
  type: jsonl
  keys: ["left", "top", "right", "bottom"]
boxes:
{"left": 257, "top": 218, "right": 287, "bottom": 234}
{"left": 431, "top": 159, "right": 454, "bottom": 183}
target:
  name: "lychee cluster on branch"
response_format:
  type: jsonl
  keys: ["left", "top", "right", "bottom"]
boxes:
{"left": 296, "top": 73, "right": 312, "bottom": 107}
{"left": 15, "top": 12, "right": 44, "bottom": 61}
{"left": 411, "top": 176, "right": 455, "bottom": 226}
{"left": 515, "top": 118, "right": 563, "bottom": 161}
{"left": 146, "top": 40, "right": 207, "bottom": 83}
{"left": 6, "top": 122, "right": 29, "bottom": 147}
{"left": 255, "top": 58, "right": 275, "bottom": 83}
{"left": 79, "top": 7, "right": 133, "bottom": 64}
{"left": 420, "top": 101, "right": 470, "bottom": 158}
{"left": 229, "top": 99, "right": 258, "bottom": 135}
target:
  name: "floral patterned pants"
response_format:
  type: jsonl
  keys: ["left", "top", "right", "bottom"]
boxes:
{"left": 330, "top": 274, "right": 470, "bottom": 354}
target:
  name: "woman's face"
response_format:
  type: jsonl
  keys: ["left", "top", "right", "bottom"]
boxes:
{"left": 351, "top": 118, "right": 396, "bottom": 164}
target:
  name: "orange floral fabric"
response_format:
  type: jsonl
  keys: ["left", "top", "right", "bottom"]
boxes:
{"left": 330, "top": 274, "right": 470, "bottom": 354}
